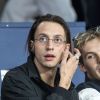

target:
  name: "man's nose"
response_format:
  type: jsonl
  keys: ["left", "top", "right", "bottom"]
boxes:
{"left": 46, "top": 39, "right": 54, "bottom": 50}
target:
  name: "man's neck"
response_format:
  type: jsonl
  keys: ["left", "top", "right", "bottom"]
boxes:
{"left": 40, "top": 69, "right": 57, "bottom": 86}
{"left": 34, "top": 59, "right": 57, "bottom": 86}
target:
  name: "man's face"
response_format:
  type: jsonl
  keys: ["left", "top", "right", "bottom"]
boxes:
{"left": 81, "top": 38, "right": 100, "bottom": 80}
{"left": 31, "top": 21, "right": 70, "bottom": 69}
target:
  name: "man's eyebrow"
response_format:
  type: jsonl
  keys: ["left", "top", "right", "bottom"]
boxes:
{"left": 85, "top": 52, "right": 97, "bottom": 57}
{"left": 37, "top": 34, "right": 64, "bottom": 37}
{"left": 37, "top": 33, "right": 47, "bottom": 37}
{"left": 54, "top": 35, "right": 63, "bottom": 37}
{"left": 54, "top": 35, "right": 65, "bottom": 38}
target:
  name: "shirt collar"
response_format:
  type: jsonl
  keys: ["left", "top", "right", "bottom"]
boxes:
{"left": 26, "top": 56, "right": 41, "bottom": 79}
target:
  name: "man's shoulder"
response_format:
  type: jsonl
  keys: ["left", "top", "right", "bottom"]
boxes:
{"left": 76, "top": 82, "right": 100, "bottom": 100}
{"left": 4, "top": 63, "right": 28, "bottom": 81}
{"left": 76, "top": 82, "right": 91, "bottom": 92}
{"left": 79, "top": 88, "right": 100, "bottom": 94}
{"left": 78, "top": 88, "right": 100, "bottom": 100}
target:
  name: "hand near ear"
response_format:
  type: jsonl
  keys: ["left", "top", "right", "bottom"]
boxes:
{"left": 59, "top": 47, "right": 81, "bottom": 90}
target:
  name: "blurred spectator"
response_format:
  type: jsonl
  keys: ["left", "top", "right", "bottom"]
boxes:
{"left": 0, "top": 0, "right": 77, "bottom": 22}
{"left": 0, "top": 0, "right": 8, "bottom": 18}
{"left": 81, "top": 0, "right": 100, "bottom": 29}
{"left": 71, "top": 0, "right": 84, "bottom": 21}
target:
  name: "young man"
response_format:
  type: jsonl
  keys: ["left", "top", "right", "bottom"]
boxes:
{"left": 1, "top": 14, "right": 80, "bottom": 100}
{"left": 74, "top": 26, "right": 100, "bottom": 100}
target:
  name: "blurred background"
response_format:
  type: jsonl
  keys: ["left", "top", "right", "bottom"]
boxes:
{"left": 0, "top": 0, "right": 84, "bottom": 22}
{"left": 1, "top": 0, "right": 100, "bottom": 29}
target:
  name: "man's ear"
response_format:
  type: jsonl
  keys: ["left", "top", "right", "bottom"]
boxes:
{"left": 59, "top": 44, "right": 70, "bottom": 64}
{"left": 66, "top": 43, "right": 70, "bottom": 50}
{"left": 79, "top": 63, "right": 87, "bottom": 72}
{"left": 30, "top": 40, "right": 34, "bottom": 51}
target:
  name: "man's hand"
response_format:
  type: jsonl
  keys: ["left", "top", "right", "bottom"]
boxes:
{"left": 59, "top": 46, "right": 81, "bottom": 89}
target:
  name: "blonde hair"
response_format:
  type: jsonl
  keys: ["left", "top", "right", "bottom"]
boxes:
{"left": 74, "top": 26, "right": 100, "bottom": 50}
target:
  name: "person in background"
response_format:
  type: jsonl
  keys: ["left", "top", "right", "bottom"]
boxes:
{"left": 74, "top": 26, "right": 100, "bottom": 100}
{"left": 0, "top": 0, "right": 8, "bottom": 18}
{"left": 80, "top": 0, "right": 100, "bottom": 30}
{"left": 0, "top": 0, "right": 77, "bottom": 22}
{"left": 1, "top": 14, "right": 81, "bottom": 100}
{"left": 71, "top": 0, "right": 84, "bottom": 21}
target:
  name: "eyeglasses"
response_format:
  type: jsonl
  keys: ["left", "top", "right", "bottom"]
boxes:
{"left": 34, "top": 36, "right": 66, "bottom": 45}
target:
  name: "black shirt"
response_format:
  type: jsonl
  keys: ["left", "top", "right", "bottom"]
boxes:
{"left": 76, "top": 76, "right": 100, "bottom": 93}
{"left": 1, "top": 56, "right": 79, "bottom": 100}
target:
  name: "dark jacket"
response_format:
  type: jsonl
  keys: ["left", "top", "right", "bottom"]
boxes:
{"left": 1, "top": 56, "right": 79, "bottom": 100}
{"left": 76, "top": 76, "right": 100, "bottom": 93}
{"left": 76, "top": 76, "right": 100, "bottom": 99}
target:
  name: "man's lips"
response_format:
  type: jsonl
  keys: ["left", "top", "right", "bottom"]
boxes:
{"left": 44, "top": 54, "right": 55, "bottom": 61}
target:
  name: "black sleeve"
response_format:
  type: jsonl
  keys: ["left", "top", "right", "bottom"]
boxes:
{"left": 46, "top": 87, "right": 79, "bottom": 100}
{"left": 1, "top": 72, "right": 79, "bottom": 100}
{"left": 1, "top": 71, "right": 40, "bottom": 100}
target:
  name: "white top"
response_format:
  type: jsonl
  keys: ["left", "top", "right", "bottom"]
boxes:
{"left": 79, "top": 88, "right": 100, "bottom": 100}
{"left": 1, "top": 0, "right": 77, "bottom": 22}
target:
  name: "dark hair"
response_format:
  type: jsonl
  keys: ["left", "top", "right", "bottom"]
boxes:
{"left": 26, "top": 14, "right": 71, "bottom": 57}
